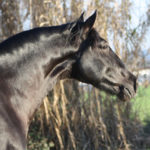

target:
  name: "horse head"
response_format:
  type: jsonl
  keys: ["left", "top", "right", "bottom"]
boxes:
{"left": 71, "top": 11, "right": 136, "bottom": 101}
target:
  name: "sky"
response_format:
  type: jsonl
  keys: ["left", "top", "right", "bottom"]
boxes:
{"left": 23, "top": 0, "right": 150, "bottom": 52}
{"left": 131, "top": 0, "right": 148, "bottom": 26}
{"left": 24, "top": 0, "right": 150, "bottom": 30}
{"left": 130, "top": 0, "right": 150, "bottom": 58}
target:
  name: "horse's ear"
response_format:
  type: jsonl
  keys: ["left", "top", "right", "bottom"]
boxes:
{"left": 69, "top": 11, "right": 96, "bottom": 46}
{"left": 70, "top": 12, "right": 84, "bottom": 35}
{"left": 71, "top": 11, "right": 96, "bottom": 34}
{"left": 83, "top": 10, "right": 97, "bottom": 33}
{"left": 78, "top": 12, "right": 84, "bottom": 22}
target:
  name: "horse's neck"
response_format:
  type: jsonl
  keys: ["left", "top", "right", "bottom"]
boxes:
{"left": 2, "top": 29, "right": 76, "bottom": 132}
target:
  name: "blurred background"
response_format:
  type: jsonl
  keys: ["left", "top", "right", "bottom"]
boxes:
{"left": 0, "top": 0, "right": 150, "bottom": 149}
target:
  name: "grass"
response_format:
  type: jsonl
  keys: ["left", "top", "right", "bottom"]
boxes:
{"left": 132, "top": 85, "right": 150, "bottom": 123}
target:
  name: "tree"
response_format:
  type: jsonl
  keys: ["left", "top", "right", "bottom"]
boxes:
{"left": 1, "top": 0, "right": 150, "bottom": 149}
{"left": 0, "top": 0, "right": 22, "bottom": 41}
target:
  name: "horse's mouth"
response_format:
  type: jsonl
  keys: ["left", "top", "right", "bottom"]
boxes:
{"left": 97, "top": 83, "right": 136, "bottom": 101}
{"left": 117, "top": 85, "right": 135, "bottom": 101}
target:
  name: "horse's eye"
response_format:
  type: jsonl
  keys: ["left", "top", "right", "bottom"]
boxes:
{"left": 98, "top": 43, "right": 108, "bottom": 49}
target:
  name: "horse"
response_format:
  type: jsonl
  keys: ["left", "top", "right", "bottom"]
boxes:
{"left": 0, "top": 11, "right": 136, "bottom": 150}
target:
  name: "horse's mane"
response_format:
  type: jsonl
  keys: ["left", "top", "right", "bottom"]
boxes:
{"left": 0, "top": 24, "right": 71, "bottom": 55}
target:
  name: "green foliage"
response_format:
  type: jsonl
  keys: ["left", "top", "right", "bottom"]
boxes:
{"left": 28, "top": 121, "right": 55, "bottom": 150}
{"left": 132, "top": 86, "right": 150, "bottom": 123}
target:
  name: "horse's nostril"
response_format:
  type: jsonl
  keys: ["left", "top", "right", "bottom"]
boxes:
{"left": 121, "top": 71, "right": 126, "bottom": 77}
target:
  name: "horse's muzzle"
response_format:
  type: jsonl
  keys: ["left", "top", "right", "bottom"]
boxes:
{"left": 118, "top": 74, "right": 137, "bottom": 101}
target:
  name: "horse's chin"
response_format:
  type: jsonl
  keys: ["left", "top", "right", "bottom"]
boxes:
{"left": 97, "top": 83, "right": 135, "bottom": 101}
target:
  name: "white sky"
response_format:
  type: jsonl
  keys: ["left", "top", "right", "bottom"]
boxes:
{"left": 132, "top": 0, "right": 150, "bottom": 52}
{"left": 131, "top": 0, "right": 149, "bottom": 27}
{"left": 24, "top": 0, "right": 149, "bottom": 29}
{"left": 23, "top": 0, "right": 150, "bottom": 52}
